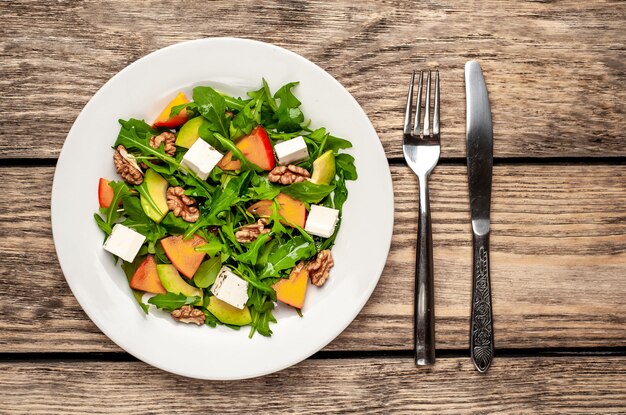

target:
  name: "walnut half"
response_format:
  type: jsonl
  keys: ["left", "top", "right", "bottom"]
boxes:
{"left": 268, "top": 165, "right": 310, "bottom": 185}
{"left": 235, "top": 218, "right": 270, "bottom": 243}
{"left": 166, "top": 186, "right": 200, "bottom": 222}
{"left": 307, "top": 249, "right": 334, "bottom": 287}
{"left": 150, "top": 131, "right": 176, "bottom": 156}
{"left": 171, "top": 305, "right": 205, "bottom": 325}
{"left": 113, "top": 145, "right": 143, "bottom": 185}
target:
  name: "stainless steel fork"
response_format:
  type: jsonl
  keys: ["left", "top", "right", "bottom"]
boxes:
{"left": 403, "top": 70, "right": 441, "bottom": 366}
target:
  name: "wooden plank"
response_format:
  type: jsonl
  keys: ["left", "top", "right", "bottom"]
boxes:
{"left": 1, "top": 164, "right": 625, "bottom": 352}
{"left": 1, "top": 357, "right": 626, "bottom": 413}
{"left": 1, "top": 0, "right": 624, "bottom": 159}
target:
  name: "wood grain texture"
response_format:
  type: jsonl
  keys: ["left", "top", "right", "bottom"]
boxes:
{"left": 1, "top": 357, "right": 626, "bottom": 414}
{"left": 1, "top": 164, "right": 624, "bottom": 352}
{"left": 1, "top": 0, "right": 624, "bottom": 159}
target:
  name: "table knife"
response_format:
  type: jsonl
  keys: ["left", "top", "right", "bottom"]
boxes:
{"left": 465, "top": 61, "right": 494, "bottom": 373}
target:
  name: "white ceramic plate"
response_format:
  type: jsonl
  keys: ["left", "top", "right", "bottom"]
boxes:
{"left": 52, "top": 38, "right": 393, "bottom": 380}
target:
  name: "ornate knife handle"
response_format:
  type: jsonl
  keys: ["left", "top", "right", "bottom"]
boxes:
{"left": 470, "top": 231, "right": 494, "bottom": 373}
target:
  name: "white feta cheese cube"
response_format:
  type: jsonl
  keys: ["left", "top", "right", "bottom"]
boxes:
{"left": 274, "top": 136, "right": 309, "bottom": 165}
{"left": 181, "top": 139, "right": 223, "bottom": 180}
{"left": 210, "top": 266, "right": 249, "bottom": 309}
{"left": 103, "top": 224, "right": 146, "bottom": 263}
{"left": 304, "top": 205, "right": 340, "bottom": 238}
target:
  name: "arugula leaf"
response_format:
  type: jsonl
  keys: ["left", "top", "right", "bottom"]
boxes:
{"left": 193, "top": 86, "right": 229, "bottom": 137}
{"left": 259, "top": 236, "right": 316, "bottom": 279}
{"left": 208, "top": 172, "right": 249, "bottom": 218}
{"left": 194, "top": 234, "right": 223, "bottom": 257}
{"left": 140, "top": 158, "right": 177, "bottom": 176}
{"left": 277, "top": 107, "right": 304, "bottom": 133}
{"left": 268, "top": 131, "right": 304, "bottom": 141}
{"left": 194, "top": 256, "right": 222, "bottom": 288}
{"left": 183, "top": 172, "right": 252, "bottom": 238}
{"left": 208, "top": 166, "right": 224, "bottom": 183}
{"left": 147, "top": 292, "right": 201, "bottom": 311}
{"left": 120, "top": 257, "right": 149, "bottom": 314}
{"left": 223, "top": 95, "right": 247, "bottom": 111}
{"left": 154, "top": 242, "right": 170, "bottom": 264}
{"left": 273, "top": 82, "right": 304, "bottom": 132}
{"left": 248, "top": 174, "right": 280, "bottom": 200}
{"left": 160, "top": 212, "right": 191, "bottom": 235}
{"left": 281, "top": 181, "right": 335, "bottom": 203}
{"left": 274, "top": 82, "right": 301, "bottom": 108}
{"left": 94, "top": 214, "right": 112, "bottom": 236}
{"left": 235, "top": 203, "right": 254, "bottom": 222}
{"left": 333, "top": 172, "right": 349, "bottom": 211}
{"left": 262, "top": 78, "right": 278, "bottom": 111}
{"left": 170, "top": 102, "right": 198, "bottom": 118}
{"left": 230, "top": 97, "right": 260, "bottom": 140}
{"left": 198, "top": 123, "right": 226, "bottom": 152}
{"left": 213, "top": 171, "right": 251, "bottom": 212}
{"left": 293, "top": 222, "right": 315, "bottom": 244}
{"left": 269, "top": 200, "right": 287, "bottom": 235}
{"left": 117, "top": 118, "right": 158, "bottom": 141}
{"left": 115, "top": 119, "right": 179, "bottom": 167}
{"left": 221, "top": 221, "right": 242, "bottom": 254}
{"left": 325, "top": 134, "right": 353, "bottom": 152}
{"left": 306, "top": 128, "right": 352, "bottom": 152}
{"left": 181, "top": 172, "right": 215, "bottom": 199}
{"left": 257, "top": 238, "right": 278, "bottom": 268}
{"left": 249, "top": 300, "right": 277, "bottom": 337}
{"left": 121, "top": 194, "right": 147, "bottom": 222}
{"left": 246, "top": 286, "right": 277, "bottom": 337}
{"left": 236, "top": 263, "right": 276, "bottom": 296}
{"left": 146, "top": 239, "right": 157, "bottom": 255}
{"left": 247, "top": 79, "right": 278, "bottom": 126}
{"left": 335, "top": 153, "right": 358, "bottom": 180}
{"left": 105, "top": 181, "right": 130, "bottom": 226}
{"left": 235, "top": 232, "right": 271, "bottom": 266}
{"left": 202, "top": 308, "right": 220, "bottom": 328}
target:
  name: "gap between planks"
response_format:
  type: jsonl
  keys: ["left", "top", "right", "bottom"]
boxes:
{"left": 2, "top": 346, "right": 626, "bottom": 363}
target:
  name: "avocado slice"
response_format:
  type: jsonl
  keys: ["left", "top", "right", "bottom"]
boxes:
{"left": 310, "top": 150, "right": 336, "bottom": 185}
{"left": 206, "top": 296, "right": 252, "bottom": 326}
{"left": 176, "top": 116, "right": 209, "bottom": 149}
{"left": 156, "top": 264, "right": 203, "bottom": 306}
{"left": 140, "top": 169, "right": 169, "bottom": 223}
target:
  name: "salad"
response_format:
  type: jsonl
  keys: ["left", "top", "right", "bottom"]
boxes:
{"left": 94, "top": 80, "right": 357, "bottom": 337}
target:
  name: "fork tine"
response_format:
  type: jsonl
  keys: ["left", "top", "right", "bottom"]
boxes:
{"left": 433, "top": 71, "right": 440, "bottom": 137}
{"left": 423, "top": 71, "right": 431, "bottom": 137}
{"left": 403, "top": 71, "right": 415, "bottom": 135}
{"left": 413, "top": 71, "right": 423, "bottom": 136}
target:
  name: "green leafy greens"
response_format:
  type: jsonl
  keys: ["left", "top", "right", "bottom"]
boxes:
{"left": 94, "top": 79, "right": 358, "bottom": 338}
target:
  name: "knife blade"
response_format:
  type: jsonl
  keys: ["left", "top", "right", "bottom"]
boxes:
{"left": 465, "top": 61, "right": 494, "bottom": 373}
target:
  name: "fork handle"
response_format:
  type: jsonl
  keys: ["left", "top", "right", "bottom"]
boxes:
{"left": 415, "top": 176, "right": 435, "bottom": 366}
{"left": 470, "top": 231, "right": 494, "bottom": 373}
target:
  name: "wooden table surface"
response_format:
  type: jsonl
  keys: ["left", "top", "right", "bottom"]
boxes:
{"left": 1, "top": 1, "right": 625, "bottom": 413}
